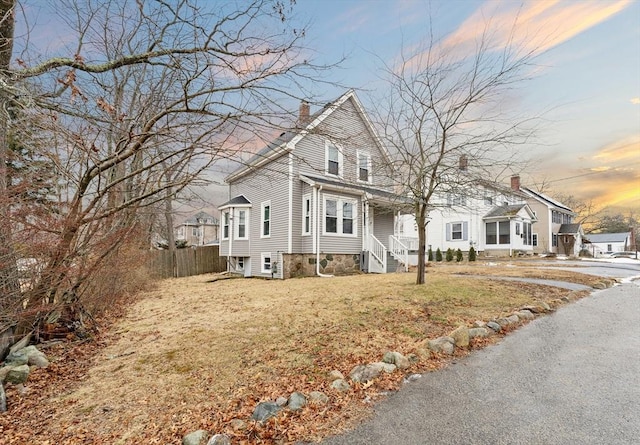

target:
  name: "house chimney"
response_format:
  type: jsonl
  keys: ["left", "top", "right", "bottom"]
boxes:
{"left": 511, "top": 175, "right": 521, "bottom": 191}
{"left": 459, "top": 155, "right": 468, "bottom": 171}
{"left": 298, "top": 100, "right": 310, "bottom": 126}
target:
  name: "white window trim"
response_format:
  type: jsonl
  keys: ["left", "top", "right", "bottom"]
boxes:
{"left": 234, "top": 209, "right": 249, "bottom": 240}
{"left": 451, "top": 222, "right": 463, "bottom": 240}
{"left": 323, "top": 194, "right": 357, "bottom": 237}
{"left": 261, "top": 252, "right": 272, "bottom": 273}
{"left": 222, "top": 212, "right": 230, "bottom": 240}
{"left": 261, "top": 200, "right": 271, "bottom": 238}
{"left": 356, "top": 150, "right": 372, "bottom": 184}
{"left": 532, "top": 233, "right": 538, "bottom": 247}
{"left": 325, "top": 140, "right": 343, "bottom": 178}
{"left": 302, "top": 194, "right": 311, "bottom": 236}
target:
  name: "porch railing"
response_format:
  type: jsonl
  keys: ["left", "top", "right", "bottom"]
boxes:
{"left": 368, "top": 234, "right": 387, "bottom": 273}
{"left": 389, "top": 235, "right": 409, "bottom": 272}
{"left": 397, "top": 236, "right": 419, "bottom": 251}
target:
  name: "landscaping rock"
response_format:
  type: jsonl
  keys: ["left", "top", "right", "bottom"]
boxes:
{"left": 331, "top": 378, "right": 351, "bottom": 392}
{"left": 449, "top": 326, "right": 470, "bottom": 348}
{"left": 182, "top": 430, "right": 209, "bottom": 445}
{"left": 427, "top": 336, "right": 455, "bottom": 355}
{"left": 4, "top": 349, "right": 28, "bottom": 366}
{"left": 473, "top": 320, "right": 486, "bottom": 328}
{"left": 415, "top": 348, "right": 431, "bottom": 360}
{"left": 0, "top": 365, "right": 14, "bottom": 383}
{"left": 229, "top": 419, "right": 247, "bottom": 431}
{"left": 350, "top": 363, "right": 383, "bottom": 383}
{"left": 371, "top": 361, "right": 396, "bottom": 373}
{"left": 8, "top": 333, "right": 31, "bottom": 356}
{"left": 486, "top": 321, "right": 501, "bottom": 332}
{"left": 592, "top": 282, "right": 607, "bottom": 289}
{"left": 328, "top": 370, "right": 344, "bottom": 381}
{"left": 22, "top": 346, "right": 49, "bottom": 368}
{"left": 207, "top": 435, "right": 230, "bottom": 445}
{"left": 540, "top": 301, "right": 552, "bottom": 311}
{"left": 382, "top": 351, "right": 410, "bottom": 369}
{"left": 496, "top": 317, "right": 511, "bottom": 327}
{"left": 5, "top": 365, "right": 29, "bottom": 385}
{"left": 287, "top": 392, "right": 307, "bottom": 411}
{"left": 507, "top": 314, "right": 520, "bottom": 324}
{"left": 251, "top": 402, "right": 281, "bottom": 422}
{"left": 407, "top": 353, "right": 419, "bottom": 364}
{"left": 515, "top": 310, "right": 534, "bottom": 320}
{"left": 468, "top": 327, "right": 489, "bottom": 339}
{"left": 404, "top": 374, "right": 422, "bottom": 383}
{"left": 0, "top": 382, "right": 6, "bottom": 412}
{"left": 522, "top": 305, "right": 546, "bottom": 314}
{"left": 308, "top": 391, "right": 329, "bottom": 404}
{"left": 275, "top": 396, "right": 288, "bottom": 407}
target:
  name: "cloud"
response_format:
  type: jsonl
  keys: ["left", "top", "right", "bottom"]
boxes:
{"left": 631, "top": 98, "right": 640, "bottom": 105}
{"left": 592, "top": 135, "right": 640, "bottom": 163}
{"left": 442, "top": 0, "right": 631, "bottom": 57}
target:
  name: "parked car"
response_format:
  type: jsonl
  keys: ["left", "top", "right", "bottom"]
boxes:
{"left": 610, "top": 251, "right": 637, "bottom": 259}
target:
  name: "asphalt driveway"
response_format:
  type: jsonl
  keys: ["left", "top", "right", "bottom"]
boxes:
{"left": 322, "top": 265, "right": 640, "bottom": 445}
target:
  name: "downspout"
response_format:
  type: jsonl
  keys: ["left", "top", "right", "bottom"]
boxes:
{"left": 228, "top": 208, "right": 233, "bottom": 272}
{"left": 315, "top": 185, "right": 333, "bottom": 277}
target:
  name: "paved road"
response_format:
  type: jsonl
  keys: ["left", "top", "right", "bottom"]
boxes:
{"left": 322, "top": 265, "right": 640, "bottom": 445}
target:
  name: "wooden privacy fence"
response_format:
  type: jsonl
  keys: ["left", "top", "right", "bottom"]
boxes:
{"left": 148, "top": 245, "right": 226, "bottom": 278}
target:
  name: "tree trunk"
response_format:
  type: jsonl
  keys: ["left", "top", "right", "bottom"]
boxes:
{"left": 163, "top": 188, "right": 176, "bottom": 277}
{"left": 415, "top": 204, "right": 427, "bottom": 285}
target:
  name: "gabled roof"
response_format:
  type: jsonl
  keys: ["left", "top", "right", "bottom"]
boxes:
{"left": 225, "top": 89, "right": 391, "bottom": 183}
{"left": 520, "top": 187, "right": 574, "bottom": 213}
{"left": 584, "top": 232, "right": 630, "bottom": 243}
{"left": 483, "top": 204, "right": 536, "bottom": 220}
{"left": 558, "top": 223, "right": 582, "bottom": 234}
{"left": 476, "top": 179, "right": 528, "bottom": 199}
{"left": 184, "top": 211, "right": 218, "bottom": 225}
{"left": 218, "top": 195, "right": 251, "bottom": 209}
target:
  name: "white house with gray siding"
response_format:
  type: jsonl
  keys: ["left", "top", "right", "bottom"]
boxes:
{"left": 219, "top": 90, "right": 411, "bottom": 278}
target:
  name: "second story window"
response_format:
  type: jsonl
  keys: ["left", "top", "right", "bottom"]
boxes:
{"left": 325, "top": 141, "right": 342, "bottom": 177}
{"left": 357, "top": 151, "right": 371, "bottom": 182}
{"left": 235, "top": 209, "right": 248, "bottom": 240}
{"left": 302, "top": 195, "right": 311, "bottom": 235}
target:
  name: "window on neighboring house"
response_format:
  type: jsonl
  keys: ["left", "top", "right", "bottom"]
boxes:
{"left": 515, "top": 223, "right": 521, "bottom": 236}
{"left": 499, "top": 221, "right": 510, "bottom": 244}
{"left": 447, "top": 193, "right": 466, "bottom": 206}
{"left": 552, "top": 233, "right": 558, "bottom": 247}
{"left": 222, "top": 212, "right": 229, "bottom": 239}
{"left": 192, "top": 227, "right": 198, "bottom": 237}
{"left": 324, "top": 196, "right": 357, "bottom": 236}
{"left": 523, "top": 222, "right": 532, "bottom": 245}
{"left": 446, "top": 222, "right": 468, "bottom": 241}
{"left": 235, "top": 209, "right": 248, "bottom": 240}
{"left": 486, "top": 222, "right": 497, "bottom": 244}
{"left": 325, "top": 141, "right": 342, "bottom": 176}
{"left": 302, "top": 195, "right": 311, "bottom": 235}
{"left": 261, "top": 253, "right": 272, "bottom": 273}
{"left": 607, "top": 244, "right": 612, "bottom": 251}
{"left": 532, "top": 233, "right": 538, "bottom": 247}
{"left": 552, "top": 211, "right": 562, "bottom": 224}
{"left": 357, "top": 151, "right": 371, "bottom": 182}
{"left": 237, "top": 257, "right": 244, "bottom": 271}
{"left": 261, "top": 201, "right": 271, "bottom": 237}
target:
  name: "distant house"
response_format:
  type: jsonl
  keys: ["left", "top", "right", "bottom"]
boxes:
{"left": 516, "top": 177, "right": 581, "bottom": 255}
{"left": 175, "top": 211, "right": 219, "bottom": 246}
{"left": 219, "top": 90, "right": 411, "bottom": 278}
{"left": 425, "top": 178, "right": 537, "bottom": 257}
{"left": 585, "top": 232, "right": 633, "bottom": 257}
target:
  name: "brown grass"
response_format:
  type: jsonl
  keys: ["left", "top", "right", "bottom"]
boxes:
{"left": 1, "top": 263, "right": 602, "bottom": 444}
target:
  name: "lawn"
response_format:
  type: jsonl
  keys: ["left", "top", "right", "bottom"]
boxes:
{"left": 1, "top": 264, "right": 602, "bottom": 444}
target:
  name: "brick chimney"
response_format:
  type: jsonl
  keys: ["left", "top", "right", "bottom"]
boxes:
{"left": 298, "top": 100, "right": 310, "bottom": 126}
{"left": 510, "top": 175, "right": 521, "bottom": 191}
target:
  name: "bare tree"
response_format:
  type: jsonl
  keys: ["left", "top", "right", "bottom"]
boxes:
{"left": 371, "top": 19, "right": 539, "bottom": 284}
{"left": 0, "top": 0, "right": 334, "bottom": 340}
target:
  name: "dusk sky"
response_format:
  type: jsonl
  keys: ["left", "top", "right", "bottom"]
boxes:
{"left": 19, "top": 0, "right": 640, "bottom": 216}
{"left": 293, "top": 0, "right": 640, "bottom": 214}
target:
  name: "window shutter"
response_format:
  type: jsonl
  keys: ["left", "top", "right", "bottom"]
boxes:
{"left": 463, "top": 222, "right": 468, "bottom": 241}
{"left": 446, "top": 223, "right": 451, "bottom": 241}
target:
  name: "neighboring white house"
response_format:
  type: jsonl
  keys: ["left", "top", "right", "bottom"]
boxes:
{"left": 424, "top": 180, "right": 537, "bottom": 257}
{"left": 219, "top": 90, "right": 412, "bottom": 279}
{"left": 585, "top": 232, "right": 633, "bottom": 257}
{"left": 175, "top": 211, "right": 219, "bottom": 246}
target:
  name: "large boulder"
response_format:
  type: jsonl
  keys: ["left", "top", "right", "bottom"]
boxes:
{"left": 4, "top": 349, "right": 28, "bottom": 366}
{"left": 486, "top": 321, "right": 501, "bottom": 332}
{"left": 21, "top": 346, "right": 49, "bottom": 368}
{"left": 468, "top": 327, "right": 489, "bottom": 339}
